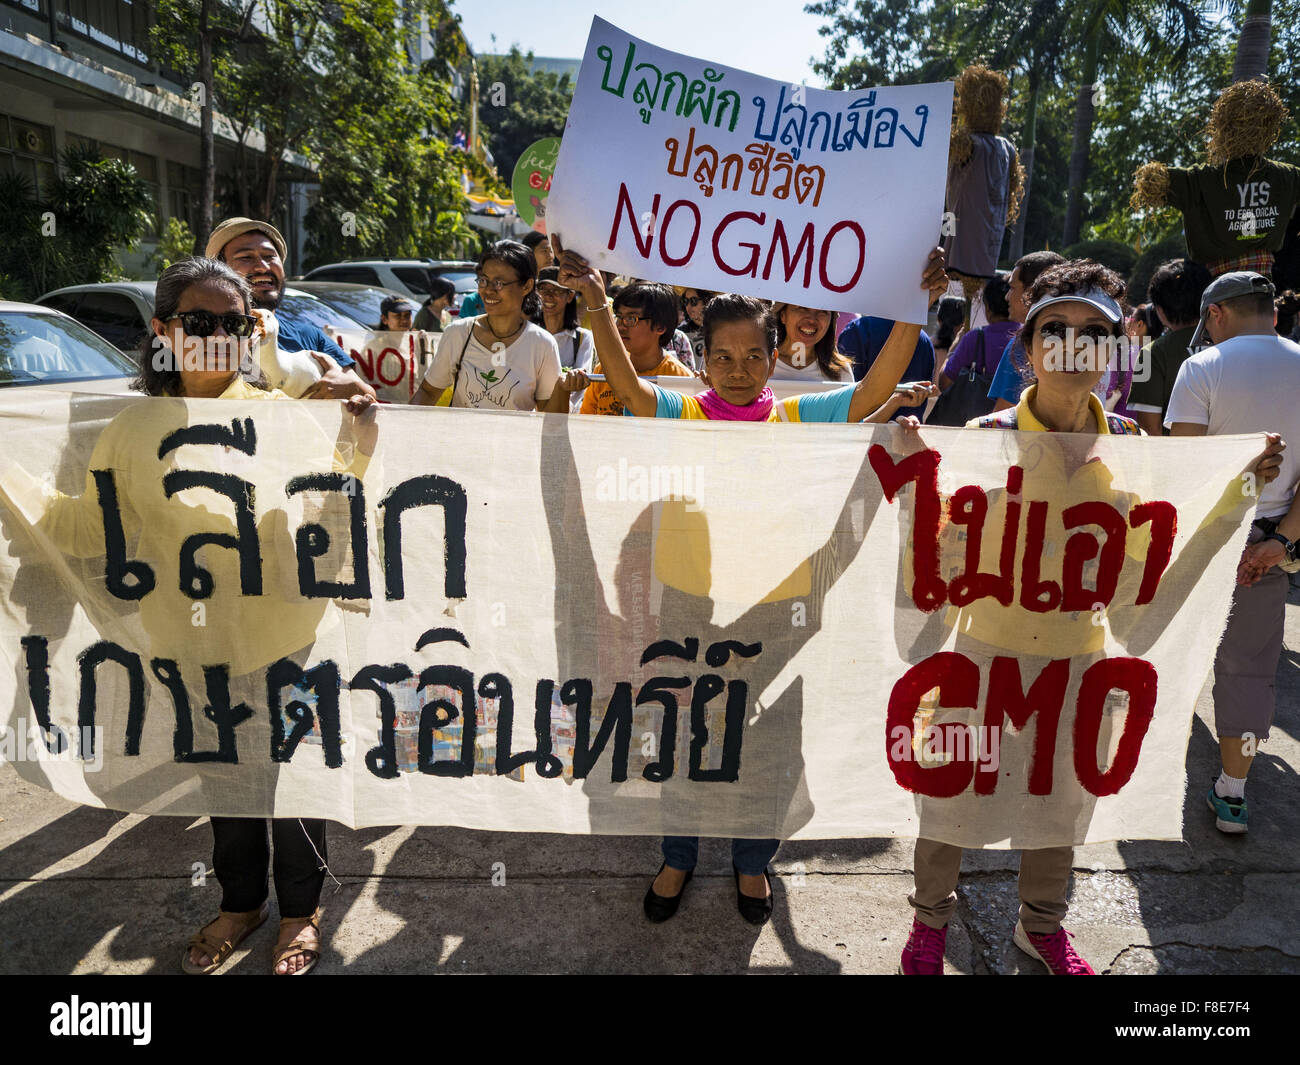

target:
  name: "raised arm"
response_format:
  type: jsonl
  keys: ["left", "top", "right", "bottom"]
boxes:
{"left": 554, "top": 243, "right": 658, "bottom": 419}
{"left": 846, "top": 246, "right": 948, "bottom": 422}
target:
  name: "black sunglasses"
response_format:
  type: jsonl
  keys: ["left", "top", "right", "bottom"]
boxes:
{"left": 168, "top": 311, "right": 257, "bottom": 338}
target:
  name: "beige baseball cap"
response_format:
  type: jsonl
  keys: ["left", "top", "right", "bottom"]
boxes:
{"left": 205, "top": 217, "right": 287, "bottom": 262}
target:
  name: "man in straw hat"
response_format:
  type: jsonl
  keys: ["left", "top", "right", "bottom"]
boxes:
{"left": 205, "top": 216, "right": 376, "bottom": 403}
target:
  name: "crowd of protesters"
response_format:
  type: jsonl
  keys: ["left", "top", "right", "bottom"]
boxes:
{"left": 72, "top": 179, "right": 1300, "bottom": 978}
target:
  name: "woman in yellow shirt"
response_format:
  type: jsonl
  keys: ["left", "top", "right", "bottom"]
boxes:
{"left": 4, "top": 259, "right": 375, "bottom": 976}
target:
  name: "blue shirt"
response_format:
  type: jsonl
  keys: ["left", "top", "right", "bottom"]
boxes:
{"left": 277, "top": 318, "right": 354, "bottom": 370}
{"left": 627, "top": 382, "right": 856, "bottom": 422}
{"left": 459, "top": 292, "right": 485, "bottom": 318}
{"left": 836, "top": 316, "right": 934, "bottom": 418}
{"left": 988, "top": 335, "right": 1027, "bottom": 404}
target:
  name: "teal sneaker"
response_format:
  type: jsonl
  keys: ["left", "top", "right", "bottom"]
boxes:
{"left": 1206, "top": 781, "right": 1248, "bottom": 834}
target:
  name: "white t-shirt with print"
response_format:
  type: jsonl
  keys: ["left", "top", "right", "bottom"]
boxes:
{"left": 1166, "top": 332, "right": 1300, "bottom": 518}
{"left": 768, "top": 356, "right": 847, "bottom": 382}
{"left": 424, "top": 317, "right": 561, "bottom": 411}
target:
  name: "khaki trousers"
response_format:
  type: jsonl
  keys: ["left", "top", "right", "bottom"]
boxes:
{"left": 909, "top": 837, "right": 1073, "bottom": 934}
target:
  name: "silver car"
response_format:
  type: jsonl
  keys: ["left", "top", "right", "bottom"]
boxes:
{"left": 0, "top": 300, "right": 136, "bottom": 392}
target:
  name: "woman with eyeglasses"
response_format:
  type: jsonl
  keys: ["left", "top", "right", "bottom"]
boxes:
{"left": 0, "top": 258, "right": 376, "bottom": 975}
{"left": 412, "top": 240, "right": 561, "bottom": 411}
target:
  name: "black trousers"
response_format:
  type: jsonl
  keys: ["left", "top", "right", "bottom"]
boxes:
{"left": 210, "top": 817, "right": 327, "bottom": 919}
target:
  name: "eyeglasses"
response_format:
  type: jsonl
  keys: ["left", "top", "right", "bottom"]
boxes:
{"left": 168, "top": 311, "right": 257, "bottom": 338}
{"left": 683, "top": 296, "right": 703, "bottom": 307}
{"left": 475, "top": 275, "right": 523, "bottom": 292}
{"left": 613, "top": 313, "right": 648, "bottom": 328}
{"left": 537, "top": 286, "right": 571, "bottom": 301}
{"left": 1036, "top": 321, "right": 1116, "bottom": 342}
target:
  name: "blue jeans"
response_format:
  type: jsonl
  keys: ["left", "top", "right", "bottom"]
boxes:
{"left": 662, "top": 836, "right": 779, "bottom": 877}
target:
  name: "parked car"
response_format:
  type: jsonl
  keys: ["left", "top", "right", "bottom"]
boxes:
{"left": 37, "top": 282, "right": 368, "bottom": 353}
{"left": 299, "top": 259, "right": 478, "bottom": 314}
{"left": 0, "top": 301, "right": 136, "bottom": 391}
{"left": 289, "top": 281, "right": 420, "bottom": 331}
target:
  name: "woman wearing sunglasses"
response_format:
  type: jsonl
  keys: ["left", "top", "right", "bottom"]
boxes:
{"left": 892, "top": 260, "right": 1275, "bottom": 975}
{"left": 1, "top": 258, "right": 376, "bottom": 975}
{"left": 145, "top": 258, "right": 373, "bottom": 975}
{"left": 412, "top": 240, "right": 561, "bottom": 410}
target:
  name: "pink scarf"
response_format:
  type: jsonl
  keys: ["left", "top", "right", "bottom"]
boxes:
{"left": 695, "top": 387, "right": 776, "bottom": 422}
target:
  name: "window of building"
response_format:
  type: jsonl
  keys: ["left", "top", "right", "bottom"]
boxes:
{"left": 0, "top": 114, "right": 57, "bottom": 199}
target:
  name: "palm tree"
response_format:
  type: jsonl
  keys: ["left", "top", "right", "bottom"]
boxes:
{"left": 1230, "top": 0, "right": 1273, "bottom": 81}
{"left": 1061, "top": 0, "right": 1208, "bottom": 247}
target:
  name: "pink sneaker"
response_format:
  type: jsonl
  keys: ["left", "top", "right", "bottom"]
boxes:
{"left": 899, "top": 917, "right": 947, "bottom": 974}
{"left": 1013, "top": 920, "right": 1095, "bottom": 974}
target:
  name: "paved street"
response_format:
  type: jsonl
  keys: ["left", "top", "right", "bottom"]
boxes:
{"left": 2, "top": 594, "right": 1298, "bottom": 976}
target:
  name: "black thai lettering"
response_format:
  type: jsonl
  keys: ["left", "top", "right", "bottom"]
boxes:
{"left": 285, "top": 472, "right": 370, "bottom": 599}
{"left": 157, "top": 418, "right": 256, "bottom": 460}
{"left": 640, "top": 638, "right": 699, "bottom": 665}
{"left": 21, "top": 635, "right": 66, "bottom": 754}
{"left": 414, "top": 627, "right": 470, "bottom": 651}
{"left": 496, "top": 678, "right": 562, "bottom": 777}
{"left": 571, "top": 679, "right": 632, "bottom": 782}
{"left": 353, "top": 663, "right": 413, "bottom": 779}
{"left": 162, "top": 470, "right": 262, "bottom": 599}
{"left": 379, "top": 475, "right": 467, "bottom": 600}
{"left": 688, "top": 675, "right": 747, "bottom": 782}
{"left": 640, "top": 676, "right": 692, "bottom": 782}
{"left": 267, "top": 658, "right": 343, "bottom": 768}
{"left": 150, "top": 657, "right": 193, "bottom": 761}
{"left": 704, "top": 639, "right": 763, "bottom": 667}
{"left": 76, "top": 640, "right": 144, "bottom": 760}
{"left": 91, "top": 470, "right": 155, "bottom": 600}
{"left": 415, "top": 665, "right": 476, "bottom": 777}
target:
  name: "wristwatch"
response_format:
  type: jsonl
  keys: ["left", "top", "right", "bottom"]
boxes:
{"left": 1261, "top": 530, "right": 1297, "bottom": 560}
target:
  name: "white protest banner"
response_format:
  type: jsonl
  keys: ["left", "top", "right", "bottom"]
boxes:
{"left": 0, "top": 389, "right": 1265, "bottom": 845}
{"left": 329, "top": 329, "right": 434, "bottom": 402}
{"left": 546, "top": 17, "right": 953, "bottom": 324}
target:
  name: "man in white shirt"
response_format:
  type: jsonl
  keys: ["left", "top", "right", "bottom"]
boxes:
{"left": 1167, "top": 271, "right": 1295, "bottom": 834}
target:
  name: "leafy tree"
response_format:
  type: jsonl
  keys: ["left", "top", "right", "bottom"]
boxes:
{"left": 475, "top": 46, "right": 574, "bottom": 183}
{"left": 303, "top": 0, "right": 478, "bottom": 265}
{"left": 0, "top": 145, "right": 151, "bottom": 299}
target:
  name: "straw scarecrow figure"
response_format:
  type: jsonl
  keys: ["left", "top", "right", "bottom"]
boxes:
{"left": 1132, "top": 80, "right": 1299, "bottom": 277}
{"left": 944, "top": 65, "right": 1026, "bottom": 302}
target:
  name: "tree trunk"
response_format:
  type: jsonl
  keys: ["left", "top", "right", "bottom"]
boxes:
{"left": 1232, "top": 0, "right": 1272, "bottom": 82}
{"left": 197, "top": 0, "right": 215, "bottom": 252}
{"left": 1008, "top": 70, "right": 1040, "bottom": 263}
{"left": 1063, "top": 30, "right": 1100, "bottom": 247}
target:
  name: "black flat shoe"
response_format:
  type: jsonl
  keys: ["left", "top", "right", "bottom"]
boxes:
{"left": 643, "top": 863, "right": 693, "bottom": 923}
{"left": 733, "top": 863, "right": 774, "bottom": 926}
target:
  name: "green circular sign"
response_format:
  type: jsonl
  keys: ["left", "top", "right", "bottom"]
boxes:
{"left": 511, "top": 137, "right": 561, "bottom": 230}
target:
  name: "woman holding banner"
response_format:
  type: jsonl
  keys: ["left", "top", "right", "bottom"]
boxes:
{"left": 555, "top": 241, "right": 947, "bottom": 923}
{"left": 1, "top": 258, "right": 377, "bottom": 975}
{"left": 891, "top": 260, "right": 1284, "bottom": 975}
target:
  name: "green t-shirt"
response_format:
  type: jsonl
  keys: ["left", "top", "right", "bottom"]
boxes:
{"left": 1126, "top": 325, "right": 1197, "bottom": 421}
{"left": 1166, "top": 157, "right": 1300, "bottom": 263}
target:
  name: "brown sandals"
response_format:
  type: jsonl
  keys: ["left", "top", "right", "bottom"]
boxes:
{"left": 181, "top": 901, "right": 270, "bottom": 975}
{"left": 272, "top": 909, "right": 321, "bottom": 976}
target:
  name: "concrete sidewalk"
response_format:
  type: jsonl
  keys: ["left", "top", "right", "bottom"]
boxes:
{"left": 3, "top": 608, "right": 1298, "bottom": 976}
